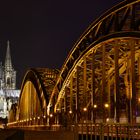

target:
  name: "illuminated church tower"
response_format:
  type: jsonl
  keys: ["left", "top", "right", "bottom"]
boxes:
{"left": 0, "top": 62, "right": 4, "bottom": 89}
{"left": 0, "top": 41, "right": 20, "bottom": 119}
{"left": 4, "top": 41, "right": 16, "bottom": 89}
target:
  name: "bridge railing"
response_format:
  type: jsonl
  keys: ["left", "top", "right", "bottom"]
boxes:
{"left": 7, "top": 121, "right": 140, "bottom": 139}
{"left": 74, "top": 123, "right": 140, "bottom": 140}
{"left": 42, "top": 122, "right": 140, "bottom": 139}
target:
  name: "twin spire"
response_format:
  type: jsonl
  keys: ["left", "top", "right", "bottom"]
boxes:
{"left": 5, "top": 40, "right": 12, "bottom": 70}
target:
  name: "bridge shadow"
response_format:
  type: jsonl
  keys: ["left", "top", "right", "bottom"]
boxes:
{"left": 6, "top": 130, "right": 24, "bottom": 140}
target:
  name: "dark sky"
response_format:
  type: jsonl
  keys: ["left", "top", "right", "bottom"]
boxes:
{"left": 0, "top": 0, "right": 123, "bottom": 88}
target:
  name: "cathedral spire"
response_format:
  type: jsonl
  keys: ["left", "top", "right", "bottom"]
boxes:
{"left": 5, "top": 40, "right": 12, "bottom": 70}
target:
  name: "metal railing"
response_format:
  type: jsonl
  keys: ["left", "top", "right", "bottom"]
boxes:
{"left": 7, "top": 121, "right": 140, "bottom": 140}
{"left": 74, "top": 123, "right": 140, "bottom": 140}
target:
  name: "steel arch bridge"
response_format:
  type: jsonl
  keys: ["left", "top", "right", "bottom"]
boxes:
{"left": 8, "top": 68, "right": 59, "bottom": 125}
{"left": 8, "top": 0, "right": 140, "bottom": 130}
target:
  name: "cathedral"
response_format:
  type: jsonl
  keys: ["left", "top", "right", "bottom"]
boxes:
{"left": 0, "top": 41, "right": 20, "bottom": 119}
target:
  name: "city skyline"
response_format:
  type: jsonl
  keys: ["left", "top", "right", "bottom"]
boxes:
{"left": 0, "top": 0, "right": 122, "bottom": 88}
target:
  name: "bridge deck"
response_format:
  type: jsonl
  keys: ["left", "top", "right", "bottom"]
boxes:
{"left": 7, "top": 123, "right": 140, "bottom": 140}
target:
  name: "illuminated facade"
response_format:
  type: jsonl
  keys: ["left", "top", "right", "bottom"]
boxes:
{"left": 0, "top": 41, "right": 20, "bottom": 118}
{"left": 8, "top": 0, "right": 140, "bottom": 127}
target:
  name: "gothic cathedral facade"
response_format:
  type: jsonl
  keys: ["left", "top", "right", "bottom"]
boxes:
{"left": 0, "top": 41, "right": 20, "bottom": 119}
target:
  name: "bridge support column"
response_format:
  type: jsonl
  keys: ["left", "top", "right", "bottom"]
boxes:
{"left": 125, "top": 60, "right": 131, "bottom": 124}
{"left": 130, "top": 40, "right": 136, "bottom": 124}
{"left": 70, "top": 77, "right": 73, "bottom": 123}
{"left": 102, "top": 45, "right": 106, "bottom": 122}
{"left": 91, "top": 52, "right": 95, "bottom": 122}
{"left": 75, "top": 66, "right": 80, "bottom": 123}
{"left": 64, "top": 87, "right": 68, "bottom": 113}
{"left": 107, "top": 78, "right": 112, "bottom": 122}
{"left": 136, "top": 57, "right": 140, "bottom": 123}
{"left": 83, "top": 56, "right": 88, "bottom": 122}
{"left": 114, "top": 43, "right": 120, "bottom": 123}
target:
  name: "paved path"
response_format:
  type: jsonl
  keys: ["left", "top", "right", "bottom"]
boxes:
{"left": 0, "top": 129, "right": 76, "bottom": 140}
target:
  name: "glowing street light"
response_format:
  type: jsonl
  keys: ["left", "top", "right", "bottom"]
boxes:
{"left": 50, "top": 114, "right": 53, "bottom": 118}
{"left": 106, "top": 118, "right": 109, "bottom": 122}
{"left": 104, "top": 103, "right": 109, "bottom": 108}
{"left": 69, "top": 110, "right": 72, "bottom": 114}
{"left": 83, "top": 107, "right": 87, "bottom": 112}
{"left": 93, "top": 104, "right": 97, "bottom": 108}
{"left": 56, "top": 108, "right": 60, "bottom": 112}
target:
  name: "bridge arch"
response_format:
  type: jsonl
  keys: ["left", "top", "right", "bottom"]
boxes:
{"left": 48, "top": 0, "right": 140, "bottom": 124}
{"left": 15, "top": 68, "right": 59, "bottom": 125}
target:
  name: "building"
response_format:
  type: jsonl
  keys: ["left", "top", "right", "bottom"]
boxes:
{"left": 0, "top": 41, "right": 20, "bottom": 119}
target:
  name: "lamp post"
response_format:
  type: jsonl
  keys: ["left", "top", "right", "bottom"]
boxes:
{"left": 43, "top": 115, "right": 46, "bottom": 125}
{"left": 104, "top": 103, "right": 109, "bottom": 122}
{"left": 83, "top": 107, "right": 87, "bottom": 123}
{"left": 93, "top": 104, "right": 97, "bottom": 123}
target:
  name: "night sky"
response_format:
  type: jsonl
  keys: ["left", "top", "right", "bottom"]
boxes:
{"left": 0, "top": 0, "right": 123, "bottom": 88}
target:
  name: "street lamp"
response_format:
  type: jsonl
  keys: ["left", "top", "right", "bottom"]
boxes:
{"left": 104, "top": 103, "right": 109, "bottom": 123}
{"left": 93, "top": 104, "right": 97, "bottom": 123}
{"left": 50, "top": 114, "right": 53, "bottom": 118}
{"left": 93, "top": 104, "right": 97, "bottom": 108}
{"left": 69, "top": 110, "right": 72, "bottom": 114}
{"left": 104, "top": 103, "right": 109, "bottom": 108}
{"left": 138, "top": 98, "right": 140, "bottom": 103}
{"left": 83, "top": 107, "right": 87, "bottom": 123}
{"left": 83, "top": 107, "right": 87, "bottom": 112}
{"left": 106, "top": 118, "right": 109, "bottom": 122}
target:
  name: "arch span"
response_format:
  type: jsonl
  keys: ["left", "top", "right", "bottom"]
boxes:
{"left": 48, "top": 0, "right": 140, "bottom": 124}
{"left": 12, "top": 68, "right": 59, "bottom": 126}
